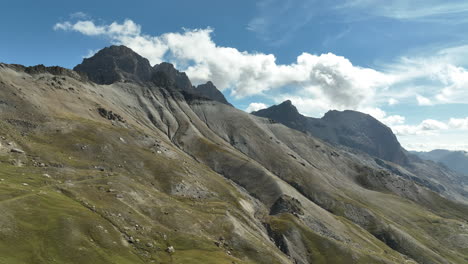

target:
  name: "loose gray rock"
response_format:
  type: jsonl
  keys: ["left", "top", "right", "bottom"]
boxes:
{"left": 166, "top": 246, "right": 175, "bottom": 253}
{"left": 10, "top": 148, "right": 25, "bottom": 154}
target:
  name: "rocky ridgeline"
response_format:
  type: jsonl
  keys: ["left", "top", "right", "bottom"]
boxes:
{"left": 74, "top": 45, "right": 231, "bottom": 106}
{"left": 252, "top": 100, "right": 409, "bottom": 165}
{"left": 1, "top": 45, "right": 467, "bottom": 264}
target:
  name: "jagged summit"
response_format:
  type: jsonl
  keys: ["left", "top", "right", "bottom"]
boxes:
{"left": 73, "top": 45, "right": 232, "bottom": 106}
{"left": 152, "top": 62, "right": 193, "bottom": 90}
{"left": 74, "top": 45, "right": 153, "bottom": 85}
{"left": 320, "top": 109, "right": 409, "bottom": 165}
{"left": 194, "top": 81, "right": 232, "bottom": 106}
{"left": 252, "top": 100, "right": 308, "bottom": 132}
{"left": 74, "top": 45, "right": 193, "bottom": 90}
{"left": 6, "top": 63, "right": 85, "bottom": 80}
{"left": 253, "top": 101, "right": 409, "bottom": 165}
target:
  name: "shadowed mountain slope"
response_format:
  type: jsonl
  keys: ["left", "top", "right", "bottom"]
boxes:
{"left": 0, "top": 46, "right": 467, "bottom": 263}
{"left": 75, "top": 46, "right": 230, "bottom": 107}
{"left": 194, "top": 81, "right": 232, "bottom": 106}
{"left": 252, "top": 100, "right": 409, "bottom": 165}
{"left": 74, "top": 45, "right": 154, "bottom": 85}
{"left": 252, "top": 101, "right": 468, "bottom": 201}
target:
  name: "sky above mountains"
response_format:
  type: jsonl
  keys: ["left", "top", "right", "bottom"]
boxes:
{"left": 2, "top": 0, "right": 468, "bottom": 151}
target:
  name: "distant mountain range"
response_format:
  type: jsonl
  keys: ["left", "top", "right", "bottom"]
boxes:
{"left": 1, "top": 45, "right": 467, "bottom": 264}
{"left": 252, "top": 100, "right": 409, "bottom": 165}
{"left": 412, "top": 149, "right": 468, "bottom": 176}
{"left": 252, "top": 100, "right": 468, "bottom": 196}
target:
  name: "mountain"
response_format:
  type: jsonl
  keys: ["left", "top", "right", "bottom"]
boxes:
{"left": 75, "top": 46, "right": 230, "bottom": 107}
{"left": 74, "top": 45, "right": 154, "bottom": 84}
{"left": 252, "top": 101, "right": 409, "bottom": 165}
{"left": 252, "top": 101, "right": 468, "bottom": 200}
{"left": 152, "top": 62, "right": 193, "bottom": 91}
{"left": 0, "top": 46, "right": 468, "bottom": 264}
{"left": 413, "top": 149, "right": 468, "bottom": 176}
{"left": 193, "top": 81, "right": 232, "bottom": 106}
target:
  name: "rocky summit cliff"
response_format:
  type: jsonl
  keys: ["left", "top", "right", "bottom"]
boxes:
{"left": 0, "top": 46, "right": 468, "bottom": 264}
{"left": 74, "top": 45, "right": 154, "bottom": 85}
{"left": 252, "top": 101, "right": 409, "bottom": 165}
{"left": 252, "top": 101, "right": 468, "bottom": 197}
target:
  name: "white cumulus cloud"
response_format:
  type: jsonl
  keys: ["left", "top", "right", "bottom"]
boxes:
{"left": 245, "top": 103, "right": 268, "bottom": 113}
{"left": 388, "top": 98, "right": 398, "bottom": 105}
{"left": 416, "top": 95, "right": 433, "bottom": 106}
{"left": 53, "top": 19, "right": 392, "bottom": 112}
{"left": 449, "top": 117, "right": 468, "bottom": 129}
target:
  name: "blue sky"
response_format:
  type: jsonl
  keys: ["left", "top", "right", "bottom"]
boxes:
{"left": 2, "top": 0, "right": 468, "bottom": 151}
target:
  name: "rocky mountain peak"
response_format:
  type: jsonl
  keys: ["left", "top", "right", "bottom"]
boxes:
{"left": 253, "top": 102, "right": 409, "bottom": 165}
{"left": 252, "top": 100, "right": 308, "bottom": 132}
{"left": 152, "top": 62, "right": 193, "bottom": 90}
{"left": 194, "top": 81, "right": 232, "bottom": 106}
{"left": 322, "top": 109, "right": 409, "bottom": 164}
{"left": 276, "top": 100, "right": 298, "bottom": 112}
{"left": 72, "top": 45, "right": 231, "bottom": 105}
{"left": 73, "top": 45, "right": 153, "bottom": 85}
{"left": 252, "top": 100, "right": 304, "bottom": 121}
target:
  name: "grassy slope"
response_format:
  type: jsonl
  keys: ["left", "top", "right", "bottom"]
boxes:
{"left": 1, "top": 68, "right": 467, "bottom": 263}
{"left": 0, "top": 115, "right": 287, "bottom": 264}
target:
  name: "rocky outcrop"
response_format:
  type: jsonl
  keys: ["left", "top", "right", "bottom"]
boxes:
{"left": 8, "top": 64, "right": 85, "bottom": 80}
{"left": 74, "top": 45, "right": 153, "bottom": 84}
{"left": 253, "top": 101, "right": 409, "bottom": 165}
{"left": 73, "top": 46, "right": 233, "bottom": 107}
{"left": 193, "top": 81, "right": 232, "bottom": 106}
{"left": 152, "top": 62, "right": 193, "bottom": 90}
{"left": 318, "top": 110, "right": 409, "bottom": 165}
{"left": 252, "top": 100, "right": 307, "bottom": 131}
{"left": 270, "top": 195, "right": 304, "bottom": 216}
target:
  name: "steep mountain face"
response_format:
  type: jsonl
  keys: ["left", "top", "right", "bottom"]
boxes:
{"left": 253, "top": 101, "right": 468, "bottom": 201}
{"left": 74, "top": 45, "right": 154, "bottom": 84}
{"left": 252, "top": 101, "right": 409, "bottom": 165}
{"left": 75, "top": 46, "right": 230, "bottom": 107}
{"left": 1, "top": 46, "right": 468, "bottom": 264}
{"left": 413, "top": 150, "right": 468, "bottom": 176}
{"left": 152, "top": 62, "right": 193, "bottom": 91}
{"left": 251, "top": 100, "right": 308, "bottom": 130}
{"left": 194, "top": 81, "right": 232, "bottom": 106}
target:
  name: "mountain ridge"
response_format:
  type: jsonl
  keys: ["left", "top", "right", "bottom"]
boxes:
{"left": 252, "top": 101, "right": 410, "bottom": 165}
{"left": 74, "top": 45, "right": 231, "bottom": 106}
{"left": 413, "top": 149, "right": 468, "bottom": 176}
{"left": 0, "top": 46, "right": 468, "bottom": 263}
{"left": 252, "top": 100, "right": 468, "bottom": 199}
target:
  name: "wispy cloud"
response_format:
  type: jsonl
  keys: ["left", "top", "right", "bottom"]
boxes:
{"left": 70, "top": 12, "right": 89, "bottom": 19}
{"left": 247, "top": 0, "right": 468, "bottom": 47}
{"left": 247, "top": 0, "right": 320, "bottom": 46}
{"left": 339, "top": 0, "right": 468, "bottom": 21}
